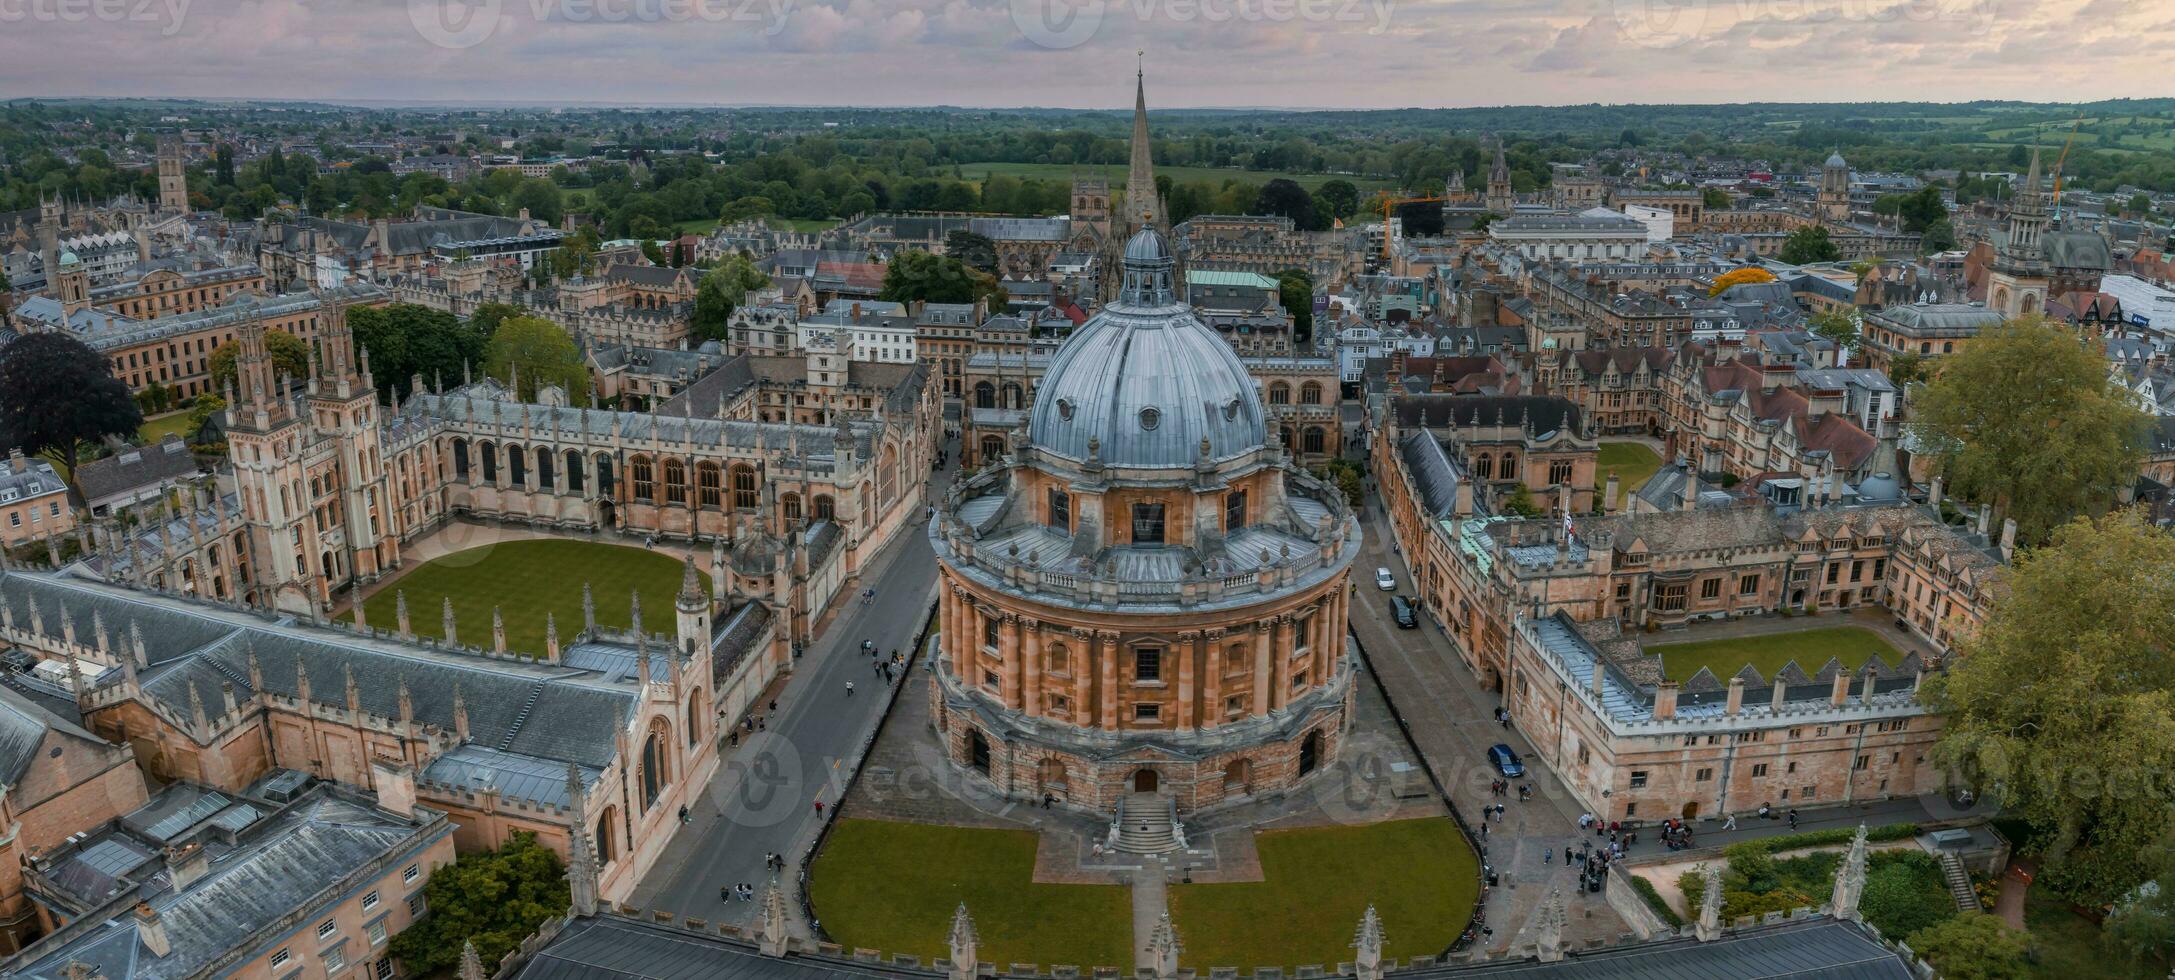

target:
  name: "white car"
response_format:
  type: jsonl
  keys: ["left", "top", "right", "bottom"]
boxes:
{"left": 1375, "top": 567, "right": 1396, "bottom": 590}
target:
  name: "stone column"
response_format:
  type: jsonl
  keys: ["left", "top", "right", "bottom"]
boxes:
{"left": 939, "top": 584, "right": 956, "bottom": 669}
{"left": 1175, "top": 631, "right": 1200, "bottom": 732}
{"left": 1098, "top": 631, "right": 1119, "bottom": 729}
{"left": 1252, "top": 623, "right": 1274, "bottom": 715}
{"left": 998, "top": 614, "right": 1022, "bottom": 711}
{"left": 1070, "top": 628, "right": 1093, "bottom": 726}
{"left": 1271, "top": 615, "right": 1296, "bottom": 710}
{"left": 1021, "top": 620, "right": 1043, "bottom": 719}
{"left": 1201, "top": 628, "right": 1225, "bottom": 730}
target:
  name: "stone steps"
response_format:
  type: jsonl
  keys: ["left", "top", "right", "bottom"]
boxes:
{"left": 1939, "top": 852, "right": 1976, "bottom": 912}
{"left": 1113, "top": 794, "right": 1179, "bottom": 855}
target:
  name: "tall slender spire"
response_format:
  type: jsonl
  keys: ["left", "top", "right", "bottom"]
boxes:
{"left": 1125, "top": 59, "right": 1161, "bottom": 231}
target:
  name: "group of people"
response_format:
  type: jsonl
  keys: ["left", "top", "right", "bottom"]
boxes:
{"left": 722, "top": 699, "right": 780, "bottom": 748}
{"left": 1489, "top": 779, "right": 1533, "bottom": 802}
{"left": 719, "top": 854, "right": 790, "bottom": 904}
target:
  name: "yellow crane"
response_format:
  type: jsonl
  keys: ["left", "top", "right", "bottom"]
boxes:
{"left": 2050, "top": 113, "right": 2085, "bottom": 213}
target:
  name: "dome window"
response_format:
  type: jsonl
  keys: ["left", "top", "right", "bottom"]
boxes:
{"left": 1139, "top": 407, "right": 1161, "bottom": 431}
{"left": 1057, "top": 398, "right": 1074, "bottom": 421}
{"left": 1223, "top": 398, "right": 1240, "bottom": 421}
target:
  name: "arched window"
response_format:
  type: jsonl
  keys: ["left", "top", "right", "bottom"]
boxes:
{"left": 1303, "top": 427, "right": 1326, "bottom": 454}
{"left": 685, "top": 694, "right": 705, "bottom": 747}
{"left": 537, "top": 447, "right": 555, "bottom": 490}
{"left": 1299, "top": 382, "right": 1322, "bottom": 405}
{"left": 1048, "top": 488, "right": 1071, "bottom": 529}
{"left": 974, "top": 382, "right": 996, "bottom": 409}
{"left": 813, "top": 494, "right": 835, "bottom": 521}
{"left": 1002, "top": 383, "right": 1023, "bottom": 410}
{"left": 697, "top": 462, "right": 722, "bottom": 509}
{"left": 980, "top": 435, "right": 1005, "bottom": 460}
{"left": 663, "top": 458, "right": 687, "bottom": 505}
{"left": 595, "top": 454, "right": 615, "bottom": 496}
{"left": 879, "top": 445, "right": 899, "bottom": 504}
{"left": 1269, "top": 382, "right": 1291, "bottom": 405}
{"left": 566, "top": 450, "right": 585, "bottom": 493}
{"left": 480, "top": 442, "right": 498, "bottom": 482}
{"left": 731, "top": 464, "right": 758, "bottom": 509}
{"left": 594, "top": 808, "right": 616, "bottom": 863}
{"left": 508, "top": 443, "right": 527, "bottom": 485}
{"left": 1475, "top": 453, "right": 1492, "bottom": 478}
{"left": 1499, "top": 455, "right": 1518, "bottom": 480}
{"left": 1224, "top": 489, "right": 1247, "bottom": 531}
{"left": 630, "top": 456, "right": 654, "bottom": 502}
{"left": 639, "top": 723, "right": 672, "bottom": 811}
{"left": 782, "top": 492, "right": 803, "bottom": 523}
{"left": 451, "top": 438, "right": 470, "bottom": 480}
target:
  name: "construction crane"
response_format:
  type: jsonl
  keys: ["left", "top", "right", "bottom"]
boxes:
{"left": 2050, "top": 112, "right": 2085, "bottom": 215}
{"left": 1374, "top": 194, "right": 1450, "bottom": 262}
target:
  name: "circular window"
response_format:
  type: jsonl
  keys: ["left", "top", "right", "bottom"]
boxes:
{"left": 1223, "top": 398, "right": 1240, "bottom": 421}
{"left": 1056, "top": 398, "right": 1074, "bottom": 421}
{"left": 1139, "top": 406, "right": 1161, "bottom": 431}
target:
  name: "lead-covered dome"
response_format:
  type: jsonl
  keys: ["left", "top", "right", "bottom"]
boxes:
{"left": 1028, "top": 229, "right": 1266, "bottom": 468}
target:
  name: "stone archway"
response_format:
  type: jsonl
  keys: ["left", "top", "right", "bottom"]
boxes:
{"left": 1132, "top": 768, "right": 1159, "bottom": 793}
{"left": 1299, "top": 730, "right": 1323, "bottom": 776}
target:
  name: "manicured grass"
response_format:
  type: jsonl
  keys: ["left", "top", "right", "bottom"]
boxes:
{"left": 956, "top": 161, "right": 1395, "bottom": 192}
{"left": 138, "top": 411, "right": 198, "bottom": 444}
{"left": 2024, "top": 889, "right": 2166, "bottom": 979}
{"left": 1597, "top": 441, "right": 1663, "bottom": 494}
{"left": 808, "top": 819, "right": 1132, "bottom": 968}
{"left": 1169, "top": 819, "right": 1478, "bottom": 970}
{"left": 1649, "top": 626, "right": 1901, "bottom": 683}
{"left": 343, "top": 540, "right": 703, "bottom": 656}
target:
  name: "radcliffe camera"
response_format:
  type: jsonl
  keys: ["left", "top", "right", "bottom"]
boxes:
{"left": 0, "top": 4, "right": 2167, "bottom": 979}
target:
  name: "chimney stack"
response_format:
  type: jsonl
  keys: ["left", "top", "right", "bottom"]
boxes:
{"left": 1999, "top": 518, "right": 2018, "bottom": 563}
{"left": 134, "top": 901, "right": 170, "bottom": 958}
{"left": 1654, "top": 680, "right": 1679, "bottom": 720}
{"left": 1725, "top": 676, "right": 1745, "bottom": 716}
{"left": 372, "top": 758, "right": 417, "bottom": 818}
{"left": 165, "top": 842, "right": 211, "bottom": 891}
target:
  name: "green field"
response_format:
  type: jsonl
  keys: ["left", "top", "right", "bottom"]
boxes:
{"left": 956, "top": 161, "right": 1395, "bottom": 192}
{"left": 1597, "top": 441, "right": 1664, "bottom": 495}
{"left": 1169, "top": 819, "right": 1478, "bottom": 970}
{"left": 138, "top": 411, "right": 198, "bottom": 444}
{"left": 343, "top": 540, "right": 702, "bottom": 656}
{"left": 808, "top": 819, "right": 1132, "bottom": 968}
{"left": 1650, "top": 626, "right": 1901, "bottom": 683}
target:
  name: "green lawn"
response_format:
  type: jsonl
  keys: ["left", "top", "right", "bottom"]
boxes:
{"left": 956, "top": 161, "right": 1395, "bottom": 192}
{"left": 1649, "top": 626, "right": 1902, "bottom": 683}
{"left": 1597, "top": 441, "right": 1663, "bottom": 494}
{"left": 342, "top": 540, "right": 702, "bottom": 656}
{"left": 1169, "top": 818, "right": 1478, "bottom": 970}
{"left": 808, "top": 819, "right": 1131, "bottom": 968}
{"left": 138, "top": 411, "right": 198, "bottom": 444}
{"left": 2024, "top": 890, "right": 2167, "bottom": 979}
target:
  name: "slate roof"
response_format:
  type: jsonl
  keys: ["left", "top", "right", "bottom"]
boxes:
{"left": 74, "top": 437, "right": 200, "bottom": 503}
{"left": 512, "top": 913, "right": 1909, "bottom": 980}
{"left": 1393, "top": 394, "right": 1584, "bottom": 438}
{"left": 0, "top": 681, "right": 111, "bottom": 787}
{"left": 1399, "top": 430, "right": 1466, "bottom": 520}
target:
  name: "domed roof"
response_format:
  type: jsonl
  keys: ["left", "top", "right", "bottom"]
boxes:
{"left": 57, "top": 250, "right": 80, "bottom": 268}
{"left": 1028, "top": 228, "right": 1266, "bottom": 468}
{"left": 1825, "top": 150, "right": 1847, "bottom": 169}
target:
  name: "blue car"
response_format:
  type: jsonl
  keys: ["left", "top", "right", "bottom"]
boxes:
{"left": 1488, "top": 743, "right": 1525, "bottom": 779}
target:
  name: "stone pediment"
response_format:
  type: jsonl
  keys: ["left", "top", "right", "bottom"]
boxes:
{"left": 1731, "top": 663, "right": 1767, "bottom": 687}
{"left": 1681, "top": 667, "right": 1723, "bottom": 694}
{"left": 1774, "top": 662, "right": 1814, "bottom": 686}
{"left": 1811, "top": 657, "right": 1847, "bottom": 683}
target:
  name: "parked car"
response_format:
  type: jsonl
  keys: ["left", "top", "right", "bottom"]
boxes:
{"left": 1374, "top": 567, "right": 1396, "bottom": 590}
{"left": 1488, "top": 743, "right": 1525, "bottom": 778}
{"left": 1390, "top": 595, "right": 1418, "bottom": 629}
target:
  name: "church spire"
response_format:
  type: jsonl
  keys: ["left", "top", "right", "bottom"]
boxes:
{"left": 1125, "top": 59, "right": 1161, "bottom": 231}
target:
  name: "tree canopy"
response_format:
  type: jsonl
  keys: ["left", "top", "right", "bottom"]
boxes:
{"left": 1926, "top": 509, "right": 2175, "bottom": 905}
{"left": 348, "top": 303, "right": 493, "bottom": 400}
{"left": 207, "top": 329, "right": 310, "bottom": 394}
{"left": 1276, "top": 268, "right": 1315, "bottom": 342}
{"left": 1708, "top": 266, "right": 1777, "bottom": 296}
{"left": 1904, "top": 913, "right": 2031, "bottom": 980}
{"left": 691, "top": 254, "right": 773, "bottom": 343}
{"left": 1777, "top": 224, "right": 1841, "bottom": 264}
{"left": 1909, "top": 318, "right": 2149, "bottom": 543}
{"left": 386, "top": 831, "right": 571, "bottom": 975}
{"left": 0, "top": 331, "right": 141, "bottom": 482}
{"left": 943, "top": 229, "right": 999, "bottom": 275}
{"left": 484, "top": 315, "right": 590, "bottom": 405}
{"left": 879, "top": 249, "right": 1001, "bottom": 307}
{"left": 1253, "top": 178, "right": 1320, "bottom": 231}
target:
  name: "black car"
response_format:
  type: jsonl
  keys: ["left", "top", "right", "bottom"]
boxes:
{"left": 1391, "top": 595, "right": 1418, "bottom": 629}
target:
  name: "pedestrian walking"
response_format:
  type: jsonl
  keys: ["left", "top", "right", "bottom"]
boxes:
{"left": 1787, "top": 808, "right": 1799, "bottom": 830}
{"left": 845, "top": 681, "right": 855, "bottom": 697}
{"left": 1722, "top": 813, "right": 1738, "bottom": 831}
{"left": 814, "top": 800, "right": 826, "bottom": 817}
{"left": 1544, "top": 848, "right": 1552, "bottom": 865}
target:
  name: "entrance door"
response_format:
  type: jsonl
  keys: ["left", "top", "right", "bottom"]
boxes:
{"left": 1299, "top": 731, "right": 1322, "bottom": 776}
{"left": 969, "top": 731, "right": 991, "bottom": 776}
{"left": 1133, "top": 769, "right": 1158, "bottom": 793}
{"left": 1682, "top": 801, "right": 1700, "bottom": 821}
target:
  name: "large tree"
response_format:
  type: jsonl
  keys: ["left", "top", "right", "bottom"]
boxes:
{"left": 690, "top": 255, "right": 772, "bottom": 343}
{"left": 943, "top": 229, "right": 999, "bottom": 275}
{"left": 348, "top": 303, "right": 492, "bottom": 399}
{"left": 879, "top": 249, "right": 999, "bottom": 307}
{"left": 1777, "top": 224, "right": 1841, "bottom": 264}
{"left": 1314, "top": 179, "right": 1360, "bottom": 221}
{"left": 1909, "top": 318, "right": 2148, "bottom": 543}
{"left": 0, "top": 332, "right": 141, "bottom": 482}
{"left": 1904, "top": 913, "right": 2031, "bottom": 980}
{"left": 386, "top": 832, "right": 570, "bottom": 975}
{"left": 484, "top": 315, "right": 590, "bottom": 405}
{"left": 1925, "top": 510, "right": 2175, "bottom": 904}
{"left": 1276, "top": 268, "right": 1315, "bottom": 342}
{"left": 207, "top": 329, "right": 310, "bottom": 393}
{"left": 1253, "top": 178, "right": 1318, "bottom": 231}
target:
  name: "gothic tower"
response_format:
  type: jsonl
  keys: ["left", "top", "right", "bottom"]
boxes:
{"left": 53, "top": 251, "right": 89, "bottom": 322}
{"left": 226, "top": 312, "right": 316, "bottom": 617}
{"left": 1484, "top": 141, "right": 1513, "bottom": 215}
{"left": 1987, "top": 148, "right": 2052, "bottom": 319}
{"left": 1819, "top": 149, "right": 1851, "bottom": 223}
{"left": 156, "top": 135, "right": 189, "bottom": 214}
{"left": 306, "top": 289, "right": 395, "bottom": 584}
{"left": 1098, "top": 67, "right": 1168, "bottom": 303}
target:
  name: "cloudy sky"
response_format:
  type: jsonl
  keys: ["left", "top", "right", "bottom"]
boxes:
{"left": 1, "top": 0, "right": 2169, "bottom": 108}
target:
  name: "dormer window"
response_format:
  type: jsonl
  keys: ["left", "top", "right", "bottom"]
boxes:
{"left": 1057, "top": 398, "right": 1074, "bottom": 421}
{"left": 1139, "top": 407, "right": 1161, "bottom": 431}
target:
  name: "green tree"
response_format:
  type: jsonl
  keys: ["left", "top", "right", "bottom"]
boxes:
{"left": 1275, "top": 268, "right": 1315, "bottom": 342}
{"left": 0, "top": 332, "right": 141, "bottom": 483}
{"left": 511, "top": 179, "right": 565, "bottom": 225}
{"left": 880, "top": 249, "right": 998, "bottom": 306}
{"left": 1777, "top": 225, "right": 1841, "bottom": 264}
{"left": 1886, "top": 350, "right": 1925, "bottom": 387}
{"left": 1909, "top": 318, "right": 2148, "bottom": 543}
{"left": 207, "top": 329, "right": 310, "bottom": 394}
{"left": 690, "top": 254, "right": 771, "bottom": 343}
{"left": 1925, "top": 510, "right": 2175, "bottom": 905}
{"left": 1702, "top": 187, "right": 1732, "bottom": 210}
{"left": 944, "top": 229, "right": 999, "bottom": 275}
{"left": 349, "top": 303, "right": 492, "bottom": 400}
{"left": 2129, "top": 192, "right": 2154, "bottom": 217}
{"left": 1808, "top": 309, "right": 1859, "bottom": 354}
{"left": 1919, "top": 217, "right": 1958, "bottom": 254}
{"left": 1314, "top": 179, "right": 1360, "bottom": 221}
{"left": 1500, "top": 484, "right": 1544, "bottom": 518}
{"left": 1904, "top": 913, "right": 2031, "bottom": 980}
{"left": 484, "top": 315, "right": 589, "bottom": 405}
{"left": 386, "top": 832, "right": 571, "bottom": 975}
{"left": 1253, "top": 178, "right": 1319, "bottom": 230}
{"left": 1896, "top": 185, "right": 1947, "bottom": 233}
{"left": 2105, "top": 834, "right": 2175, "bottom": 964}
